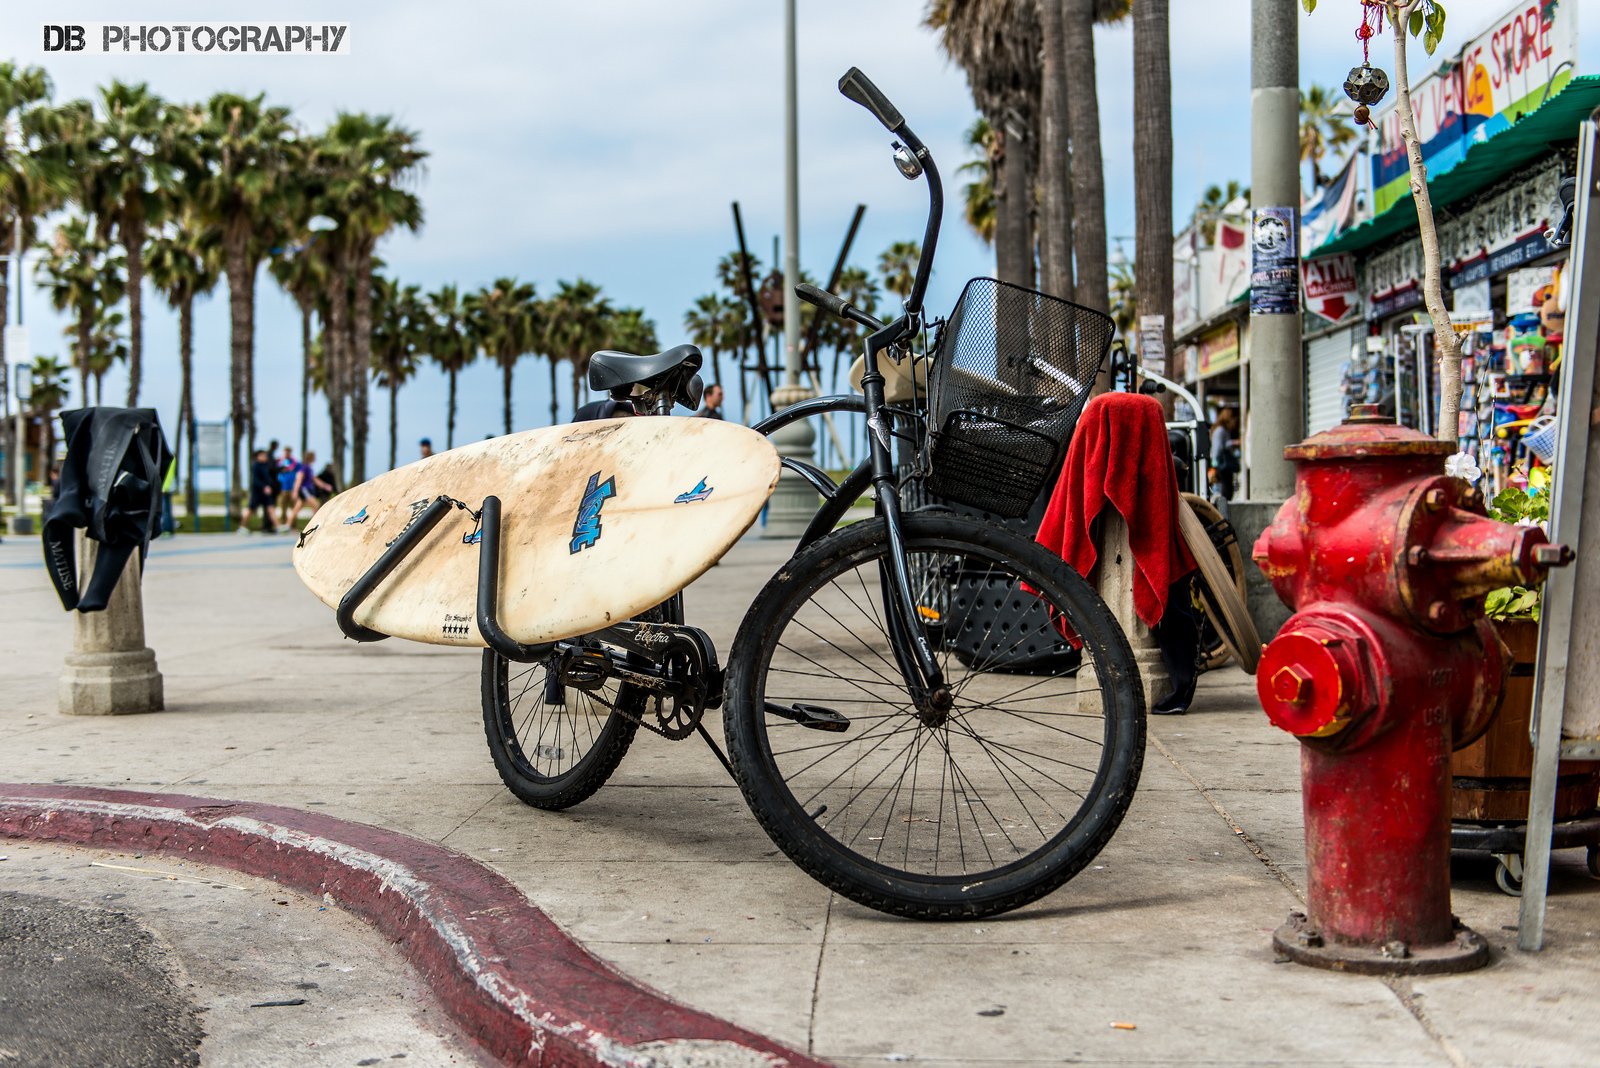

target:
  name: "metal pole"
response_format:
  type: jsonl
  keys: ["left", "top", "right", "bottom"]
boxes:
{"left": 782, "top": 0, "right": 801, "bottom": 389}
{"left": 1246, "top": 0, "right": 1302, "bottom": 500}
{"left": 764, "top": 0, "right": 819, "bottom": 537}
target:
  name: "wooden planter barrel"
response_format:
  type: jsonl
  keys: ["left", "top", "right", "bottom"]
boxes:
{"left": 1451, "top": 618, "right": 1600, "bottom": 823}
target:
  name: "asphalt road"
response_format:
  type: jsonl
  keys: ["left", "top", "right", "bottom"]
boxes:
{"left": 0, "top": 890, "right": 204, "bottom": 1067}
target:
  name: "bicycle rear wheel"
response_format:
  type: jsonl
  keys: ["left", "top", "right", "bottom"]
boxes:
{"left": 723, "top": 513, "right": 1145, "bottom": 919}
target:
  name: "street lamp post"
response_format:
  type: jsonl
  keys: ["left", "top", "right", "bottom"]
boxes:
{"left": 13, "top": 362, "right": 32, "bottom": 533}
{"left": 764, "top": 0, "right": 820, "bottom": 538}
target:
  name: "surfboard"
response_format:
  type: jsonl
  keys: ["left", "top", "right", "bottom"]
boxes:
{"left": 293, "top": 418, "right": 781, "bottom": 647}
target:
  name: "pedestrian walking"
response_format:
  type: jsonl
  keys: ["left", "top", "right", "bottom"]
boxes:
{"left": 1208, "top": 406, "right": 1240, "bottom": 503}
{"left": 242, "top": 447, "right": 279, "bottom": 534}
{"left": 275, "top": 445, "right": 298, "bottom": 527}
{"left": 419, "top": 438, "right": 434, "bottom": 459}
{"left": 282, "top": 450, "right": 334, "bottom": 530}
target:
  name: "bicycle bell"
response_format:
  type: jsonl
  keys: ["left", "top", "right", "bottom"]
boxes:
{"left": 891, "top": 141, "right": 922, "bottom": 180}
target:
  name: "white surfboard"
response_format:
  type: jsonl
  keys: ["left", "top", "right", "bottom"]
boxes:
{"left": 293, "top": 418, "right": 781, "bottom": 647}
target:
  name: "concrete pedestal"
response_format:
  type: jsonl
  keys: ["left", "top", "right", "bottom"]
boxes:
{"left": 1224, "top": 498, "right": 1293, "bottom": 643}
{"left": 59, "top": 542, "right": 164, "bottom": 716}
{"left": 1081, "top": 511, "right": 1169, "bottom": 711}
{"left": 762, "top": 383, "right": 819, "bottom": 540}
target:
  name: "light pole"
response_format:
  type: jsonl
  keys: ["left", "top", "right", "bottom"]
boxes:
{"left": 764, "top": 0, "right": 819, "bottom": 538}
{"left": 14, "top": 361, "right": 32, "bottom": 530}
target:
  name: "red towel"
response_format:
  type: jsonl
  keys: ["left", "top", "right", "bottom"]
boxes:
{"left": 1035, "top": 392, "right": 1196, "bottom": 628}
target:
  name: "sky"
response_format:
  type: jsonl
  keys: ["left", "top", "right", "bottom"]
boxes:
{"left": 1, "top": 1, "right": 1594, "bottom": 478}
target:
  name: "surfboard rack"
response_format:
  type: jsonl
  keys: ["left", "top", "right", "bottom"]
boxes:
{"left": 476, "top": 496, "right": 557, "bottom": 663}
{"left": 337, "top": 497, "right": 459, "bottom": 642}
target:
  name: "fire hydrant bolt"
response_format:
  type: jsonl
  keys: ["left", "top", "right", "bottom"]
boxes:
{"left": 1271, "top": 666, "right": 1311, "bottom": 705}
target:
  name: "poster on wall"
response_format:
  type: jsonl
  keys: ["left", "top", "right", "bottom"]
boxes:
{"left": 1453, "top": 277, "right": 1492, "bottom": 320}
{"left": 1250, "top": 207, "right": 1299, "bottom": 315}
{"left": 1139, "top": 314, "right": 1167, "bottom": 377}
{"left": 1506, "top": 265, "right": 1559, "bottom": 317}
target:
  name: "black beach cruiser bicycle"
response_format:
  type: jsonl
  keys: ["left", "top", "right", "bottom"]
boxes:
{"left": 481, "top": 69, "right": 1145, "bottom": 919}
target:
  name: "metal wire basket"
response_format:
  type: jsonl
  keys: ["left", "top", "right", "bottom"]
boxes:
{"left": 924, "top": 277, "right": 1115, "bottom": 517}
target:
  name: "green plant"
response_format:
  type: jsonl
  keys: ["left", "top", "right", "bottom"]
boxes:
{"left": 1484, "top": 469, "right": 1549, "bottom": 621}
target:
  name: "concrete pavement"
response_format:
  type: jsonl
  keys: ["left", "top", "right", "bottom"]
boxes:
{"left": 2, "top": 530, "right": 1598, "bottom": 1066}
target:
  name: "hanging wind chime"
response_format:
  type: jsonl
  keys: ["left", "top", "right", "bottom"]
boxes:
{"left": 1344, "top": 0, "right": 1393, "bottom": 126}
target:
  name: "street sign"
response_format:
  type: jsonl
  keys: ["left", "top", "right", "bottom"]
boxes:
{"left": 1301, "top": 254, "right": 1359, "bottom": 324}
{"left": 195, "top": 422, "right": 228, "bottom": 469}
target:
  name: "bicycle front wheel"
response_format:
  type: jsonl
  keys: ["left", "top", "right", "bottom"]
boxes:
{"left": 723, "top": 514, "right": 1145, "bottom": 919}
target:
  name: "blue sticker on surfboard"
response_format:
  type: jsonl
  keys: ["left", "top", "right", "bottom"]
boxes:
{"left": 570, "top": 472, "right": 617, "bottom": 553}
{"left": 674, "top": 477, "right": 714, "bottom": 504}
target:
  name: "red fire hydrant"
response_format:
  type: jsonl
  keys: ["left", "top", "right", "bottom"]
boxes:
{"left": 1254, "top": 404, "right": 1571, "bottom": 974}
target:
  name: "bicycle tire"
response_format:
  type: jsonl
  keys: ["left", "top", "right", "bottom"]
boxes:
{"left": 723, "top": 513, "right": 1145, "bottom": 919}
{"left": 1180, "top": 493, "right": 1248, "bottom": 671}
{"left": 481, "top": 649, "right": 643, "bottom": 810}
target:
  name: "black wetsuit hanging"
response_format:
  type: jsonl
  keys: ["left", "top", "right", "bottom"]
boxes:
{"left": 42, "top": 407, "right": 173, "bottom": 613}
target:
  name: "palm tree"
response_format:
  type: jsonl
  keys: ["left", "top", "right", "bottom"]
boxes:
{"left": 186, "top": 93, "right": 295, "bottom": 516}
{"left": 546, "top": 278, "right": 614, "bottom": 417}
{"left": 314, "top": 113, "right": 426, "bottom": 483}
{"left": 1300, "top": 83, "right": 1357, "bottom": 190}
{"left": 267, "top": 217, "right": 331, "bottom": 458}
{"left": 927, "top": 0, "right": 1040, "bottom": 288}
{"left": 426, "top": 284, "right": 474, "bottom": 449}
{"left": 147, "top": 220, "right": 221, "bottom": 520}
{"left": 684, "top": 293, "right": 726, "bottom": 386}
{"left": 23, "top": 355, "right": 71, "bottom": 481}
{"left": 1133, "top": 0, "right": 1172, "bottom": 397}
{"left": 82, "top": 305, "right": 128, "bottom": 405}
{"left": 878, "top": 242, "right": 921, "bottom": 304}
{"left": 1037, "top": 0, "right": 1074, "bottom": 300}
{"left": 1192, "top": 179, "right": 1249, "bottom": 243}
{"left": 1061, "top": 0, "right": 1130, "bottom": 311}
{"left": 37, "top": 218, "right": 125, "bottom": 404}
{"left": 371, "top": 277, "right": 425, "bottom": 470}
{"left": 71, "top": 81, "right": 170, "bottom": 406}
{"left": 1108, "top": 259, "right": 1137, "bottom": 338}
{"left": 957, "top": 118, "right": 998, "bottom": 246}
{"left": 466, "top": 278, "right": 538, "bottom": 434}
{"left": 607, "top": 307, "right": 658, "bottom": 355}
{"left": 0, "top": 64, "right": 69, "bottom": 387}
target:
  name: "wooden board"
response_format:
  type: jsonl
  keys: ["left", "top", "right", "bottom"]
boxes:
{"left": 293, "top": 418, "right": 780, "bottom": 646}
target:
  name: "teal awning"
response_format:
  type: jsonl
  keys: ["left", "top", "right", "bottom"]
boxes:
{"left": 1313, "top": 76, "right": 1600, "bottom": 258}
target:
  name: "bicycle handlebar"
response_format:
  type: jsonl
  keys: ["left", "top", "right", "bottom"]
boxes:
{"left": 796, "top": 282, "right": 885, "bottom": 331}
{"left": 838, "top": 67, "right": 904, "bottom": 133}
{"left": 836, "top": 68, "right": 942, "bottom": 319}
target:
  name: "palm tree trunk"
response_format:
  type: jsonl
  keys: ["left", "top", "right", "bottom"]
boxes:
{"left": 446, "top": 367, "right": 458, "bottom": 449}
{"left": 549, "top": 358, "right": 559, "bottom": 425}
{"left": 350, "top": 246, "right": 375, "bottom": 483}
{"left": 224, "top": 226, "right": 251, "bottom": 522}
{"left": 94, "top": 372, "right": 103, "bottom": 406}
{"left": 1038, "top": 0, "right": 1076, "bottom": 302}
{"left": 388, "top": 380, "right": 398, "bottom": 471}
{"left": 502, "top": 357, "right": 514, "bottom": 435}
{"left": 992, "top": 121, "right": 1036, "bottom": 289}
{"left": 124, "top": 217, "right": 145, "bottom": 406}
{"left": 1064, "top": 0, "right": 1108, "bottom": 313}
{"left": 299, "top": 304, "right": 312, "bottom": 456}
{"left": 76, "top": 308, "right": 92, "bottom": 409}
{"left": 570, "top": 362, "right": 580, "bottom": 421}
{"left": 1133, "top": 0, "right": 1174, "bottom": 400}
{"left": 326, "top": 266, "right": 351, "bottom": 482}
{"left": 179, "top": 298, "right": 197, "bottom": 524}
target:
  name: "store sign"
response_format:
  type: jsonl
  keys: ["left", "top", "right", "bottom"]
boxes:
{"left": 1197, "top": 323, "right": 1240, "bottom": 377}
{"left": 1250, "top": 207, "right": 1299, "bottom": 315}
{"left": 1371, "top": 0, "right": 1576, "bottom": 214}
{"left": 1369, "top": 283, "right": 1423, "bottom": 320}
{"left": 1301, "top": 254, "right": 1360, "bottom": 323}
{"left": 1449, "top": 228, "right": 1557, "bottom": 288}
{"left": 1173, "top": 232, "right": 1200, "bottom": 337}
{"left": 1453, "top": 277, "right": 1492, "bottom": 320}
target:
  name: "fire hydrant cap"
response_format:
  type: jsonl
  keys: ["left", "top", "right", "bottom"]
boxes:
{"left": 1285, "top": 405, "right": 1455, "bottom": 463}
{"left": 1258, "top": 629, "right": 1364, "bottom": 737}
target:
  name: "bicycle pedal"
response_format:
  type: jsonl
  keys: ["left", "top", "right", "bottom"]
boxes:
{"left": 766, "top": 701, "right": 851, "bottom": 733}
{"left": 560, "top": 650, "right": 612, "bottom": 689}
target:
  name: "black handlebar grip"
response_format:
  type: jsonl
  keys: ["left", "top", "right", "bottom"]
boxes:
{"left": 838, "top": 67, "right": 904, "bottom": 133}
{"left": 795, "top": 282, "right": 849, "bottom": 318}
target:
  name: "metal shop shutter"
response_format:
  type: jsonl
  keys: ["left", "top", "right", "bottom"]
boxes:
{"left": 1305, "top": 326, "right": 1357, "bottom": 436}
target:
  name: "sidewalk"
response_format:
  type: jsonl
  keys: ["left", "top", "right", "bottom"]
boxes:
{"left": 2, "top": 531, "right": 1598, "bottom": 1066}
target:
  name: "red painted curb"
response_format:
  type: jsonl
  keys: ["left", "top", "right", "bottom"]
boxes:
{"left": 0, "top": 784, "right": 834, "bottom": 1068}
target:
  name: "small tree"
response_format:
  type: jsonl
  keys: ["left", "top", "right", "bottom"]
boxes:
{"left": 1304, "top": 0, "right": 1458, "bottom": 443}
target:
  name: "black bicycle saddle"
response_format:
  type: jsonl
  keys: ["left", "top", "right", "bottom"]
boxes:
{"left": 588, "top": 344, "right": 703, "bottom": 392}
